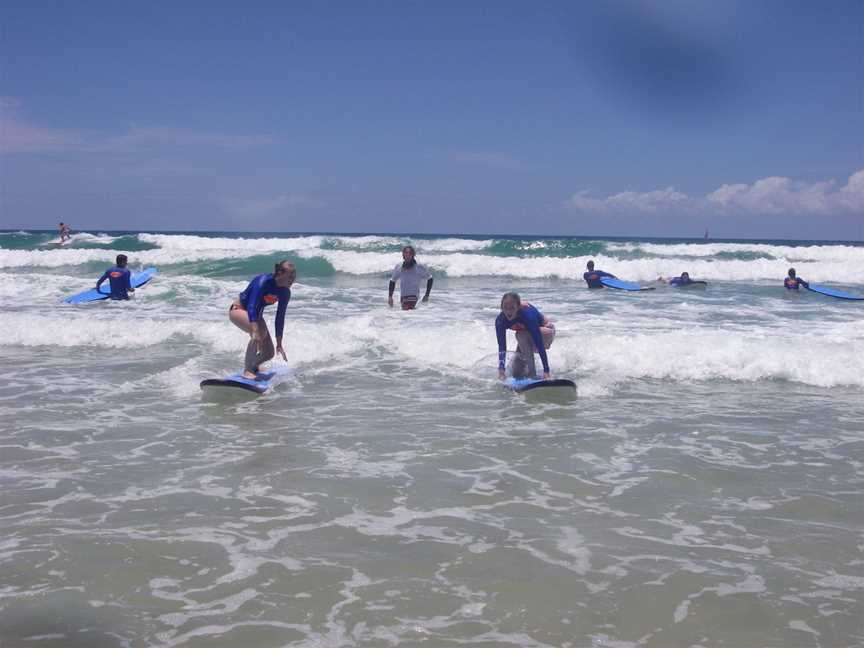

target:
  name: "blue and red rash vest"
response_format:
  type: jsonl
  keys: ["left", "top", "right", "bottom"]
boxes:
{"left": 238, "top": 273, "right": 291, "bottom": 338}
{"left": 96, "top": 265, "right": 132, "bottom": 300}
{"left": 495, "top": 304, "right": 550, "bottom": 373}
{"left": 583, "top": 269, "right": 615, "bottom": 288}
{"left": 784, "top": 277, "right": 808, "bottom": 290}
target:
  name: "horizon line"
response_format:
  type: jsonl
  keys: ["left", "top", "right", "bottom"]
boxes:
{"left": 3, "top": 227, "right": 863, "bottom": 245}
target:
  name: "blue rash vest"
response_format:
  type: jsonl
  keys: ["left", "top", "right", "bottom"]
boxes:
{"left": 238, "top": 273, "right": 291, "bottom": 338}
{"left": 669, "top": 276, "right": 693, "bottom": 286}
{"left": 96, "top": 265, "right": 132, "bottom": 300}
{"left": 583, "top": 269, "right": 615, "bottom": 288}
{"left": 495, "top": 304, "right": 550, "bottom": 373}
{"left": 784, "top": 277, "right": 808, "bottom": 290}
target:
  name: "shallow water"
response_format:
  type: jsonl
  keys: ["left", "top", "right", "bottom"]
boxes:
{"left": 1, "top": 231, "right": 862, "bottom": 647}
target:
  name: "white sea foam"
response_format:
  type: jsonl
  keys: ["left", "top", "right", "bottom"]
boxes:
{"left": 411, "top": 237, "right": 493, "bottom": 252}
{"left": 0, "top": 245, "right": 311, "bottom": 268}
{"left": 138, "top": 232, "right": 325, "bottom": 251}
{"left": 3, "top": 305, "right": 862, "bottom": 389}
{"left": 4, "top": 233, "right": 863, "bottom": 283}
{"left": 298, "top": 249, "right": 586, "bottom": 278}
{"left": 608, "top": 241, "right": 864, "bottom": 263}
{"left": 69, "top": 232, "right": 120, "bottom": 245}
{"left": 320, "top": 234, "right": 492, "bottom": 252}
{"left": 566, "top": 327, "right": 864, "bottom": 389}
{"left": 324, "top": 234, "right": 402, "bottom": 248}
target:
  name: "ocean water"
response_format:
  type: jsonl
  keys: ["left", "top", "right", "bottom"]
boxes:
{"left": 1, "top": 230, "right": 862, "bottom": 647}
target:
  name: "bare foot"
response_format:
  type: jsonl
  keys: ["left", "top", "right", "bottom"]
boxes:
{"left": 243, "top": 371, "right": 257, "bottom": 379}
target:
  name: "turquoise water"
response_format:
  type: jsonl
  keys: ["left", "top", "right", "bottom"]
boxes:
{"left": 1, "top": 230, "right": 862, "bottom": 647}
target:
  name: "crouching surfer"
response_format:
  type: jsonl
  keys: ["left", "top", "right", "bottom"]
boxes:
{"left": 495, "top": 292, "right": 556, "bottom": 380}
{"left": 230, "top": 261, "right": 295, "bottom": 379}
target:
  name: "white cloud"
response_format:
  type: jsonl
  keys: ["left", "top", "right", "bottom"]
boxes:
{"left": 568, "top": 169, "right": 864, "bottom": 216}
{"left": 0, "top": 99, "right": 81, "bottom": 153}
{"left": 569, "top": 187, "right": 692, "bottom": 213}
{"left": 0, "top": 97, "right": 272, "bottom": 155}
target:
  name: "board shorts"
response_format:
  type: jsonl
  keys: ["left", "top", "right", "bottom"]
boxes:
{"left": 401, "top": 296, "right": 418, "bottom": 310}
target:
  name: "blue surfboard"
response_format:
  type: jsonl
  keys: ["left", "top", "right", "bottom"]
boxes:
{"left": 600, "top": 277, "right": 655, "bottom": 292}
{"left": 805, "top": 284, "right": 864, "bottom": 301}
{"left": 200, "top": 365, "right": 292, "bottom": 395}
{"left": 63, "top": 267, "right": 157, "bottom": 304}
{"left": 200, "top": 371, "right": 277, "bottom": 394}
{"left": 504, "top": 377, "right": 577, "bottom": 393}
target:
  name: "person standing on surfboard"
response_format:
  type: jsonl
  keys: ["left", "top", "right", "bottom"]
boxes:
{"left": 58, "top": 222, "right": 71, "bottom": 243}
{"left": 583, "top": 260, "right": 616, "bottom": 289}
{"left": 230, "top": 261, "right": 295, "bottom": 380}
{"left": 784, "top": 267, "right": 809, "bottom": 290}
{"left": 95, "top": 254, "right": 134, "bottom": 300}
{"left": 388, "top": 245, "right": 433, "bottom": 310}
{"left": 496, "top": 292, "right": 555, "bottom": 381}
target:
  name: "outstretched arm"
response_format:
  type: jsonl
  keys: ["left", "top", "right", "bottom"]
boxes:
{"left": 495, "top": 317, "right": 508, "bottom": 380}
{"left": 274, "top": 295, "right": 289, "bottom": 361}
{"left": 528, "top": 322, "right": 551, "bottom": 378}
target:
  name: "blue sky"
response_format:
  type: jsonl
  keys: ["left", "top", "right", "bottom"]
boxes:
{"left": 1, "top": 0, "right": 862, "bottom": 239}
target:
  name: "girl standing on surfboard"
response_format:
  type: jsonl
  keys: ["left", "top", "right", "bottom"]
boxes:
{"left": 229, "top": 261, "right": 295, "bottom": 379}
{"left": 495, "top": 292, "right": 556, "bottom": 381}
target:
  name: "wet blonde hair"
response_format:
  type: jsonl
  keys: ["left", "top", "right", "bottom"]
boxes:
{"left": 275, "top": 261, "right": 296, "bottom": 280}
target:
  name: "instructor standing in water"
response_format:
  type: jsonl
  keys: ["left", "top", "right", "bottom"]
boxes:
{"left": 583, "top": 260, "right": 616, "bottom": 288}
{"left": 230, "top": 261, "right": 295, "bottom": 379}
{"left": 96, "top": 254, "right": 134, "bottom": 300}
{"left": 388, "top": 245, "right": 433, "bottom": 310}
{"left": 784, "top": 267, "right": 809, "bottom": 290}
{"left": 495, "top": 292, "right": 556, "bottom": 380}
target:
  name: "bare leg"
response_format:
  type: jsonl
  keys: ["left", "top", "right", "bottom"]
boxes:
{"left": 514, "top": 330, "right": 537, "bottom": 378}
{"left": 513, "top": 326, "right": 556, "bottom": 378}
{"left": 540, "top": 325, "right": 555, "bottom": 349}
{"left": 253, "top": 318, "right": 275, "bottom": 372}
{"left": 229, "top": 303, "right": 274, "bottom": 378}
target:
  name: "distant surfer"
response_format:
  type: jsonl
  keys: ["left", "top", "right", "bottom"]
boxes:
{"left": 583, "top": 260, "right": 616, "bottom": 289}
{"left": 96, "top": 254, "right": 134, "bottom": 300}
{"left": 388, "top": 245, "right": 433, "bottom": 310}
{"left": 496, "top": 292, "right": 555, "bottom": 380}
{"left": 230, "top": 261, "right": 295, "bottom": 379}
{"left": 58, "top": 222, "right": 71, "bottom": 243}
{"left": 784, "top": 267, "right": 809, "bottom": 290}
{"left": 658, "top": 272, "right": 695, "bottom": 286}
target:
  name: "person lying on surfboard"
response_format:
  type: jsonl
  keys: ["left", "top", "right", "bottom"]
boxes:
{"left": 784, "top": 267, "right": 809, "bottom": 290}
{"left": 229, "top": 261, "right": 295, "bottom": 380}
{"left": 495, "top": 292, "right": 555, "bottom": 381}
{"left": 95, "top": 254, "right": 134, "bottom": 300}
{"left": 388, "top": 245, "right": 433, "bottom": 310}
{"left": 583, "top": 260, "right": 616, "bottom": 288}
{"left": 657, "top": 272, "right": 695, "bottom": 286}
